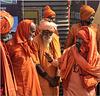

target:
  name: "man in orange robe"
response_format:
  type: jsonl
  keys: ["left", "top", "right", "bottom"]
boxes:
{"left": 6, "top": 19, "right": 42, "bottom": 95}
{"left": 35, "top": 5, "right": 59, "bottom": 36}
{"left": 64, "top": 5, "right": 99, "bottom": 52}
{"left": 0, "top": 11, "right": 16, "bottom": 96}
{"left": 45, "top": 26, "right": 99, "bottom": 96}
{"left": 32, "top": 19, "right": 61, "bottom": 96}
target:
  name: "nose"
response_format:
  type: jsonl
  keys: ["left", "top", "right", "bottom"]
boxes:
{"left": 76, "top": 38, "right": 79, "bottom": 42}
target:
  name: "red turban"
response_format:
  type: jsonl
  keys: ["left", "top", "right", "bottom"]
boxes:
{"left": 80, "top": 5, "right": 95, "bottom": 21}
{"left": 43, "top": 5, "right": 56, "bottom": 18}
{"left": 0, "top": 11, "right": 13, "bottom": 34}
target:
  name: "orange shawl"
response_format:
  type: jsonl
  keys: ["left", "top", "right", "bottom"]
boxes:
{"left": 59, "top": 26, "right": 99, "bottom": 91}
{"left": 0, "top": 40, "right": 16, "bottom": 95}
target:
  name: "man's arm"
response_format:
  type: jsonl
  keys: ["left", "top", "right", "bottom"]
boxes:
{"left": 36, "top": 64, "right": 59, "bottom": 87}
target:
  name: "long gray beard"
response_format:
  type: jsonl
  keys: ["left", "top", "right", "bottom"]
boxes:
{"left": 43, "top": 36, "right": 52, "bottom": 48}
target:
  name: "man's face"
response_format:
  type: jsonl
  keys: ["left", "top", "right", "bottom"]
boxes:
{"left": 42, "top": 30, "right": 53, "bottom": 42}
{"left": 85, "top": 14, "right": 95, "bottom": 25}
{"left": 48, "top": 15, "right": 56, "bottom": 22}
{"left": 1, "top": 30, "right": 11, "bottom": 39}
{"left": 76, "top": 36, "right": 84, "bottom": 49}
{"left": 28, "top": 22, "right": 36, "bottom": 41}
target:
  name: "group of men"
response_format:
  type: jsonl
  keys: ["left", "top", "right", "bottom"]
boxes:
{"left": 0, "top": 4, "right": 99, "bottom": 96}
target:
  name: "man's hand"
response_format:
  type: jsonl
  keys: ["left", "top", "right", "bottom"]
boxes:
{"left": 44, "top": 52, "right": 53, "bottom": 62}
{"left": 44, "top": 74, "right": 59, "bottom": 87}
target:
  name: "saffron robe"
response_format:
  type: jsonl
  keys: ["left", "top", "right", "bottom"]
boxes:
{"left": 6, "top": 40, "right": 42, "bottom": 96}
{"left": 64, "top": 23, "right": 99, "bottom": 52}
{"left": 32, "top": 33, "right": 61, "bottom": 96}
{"left": 0, "top": 39, "right": 16, "bottom": 96}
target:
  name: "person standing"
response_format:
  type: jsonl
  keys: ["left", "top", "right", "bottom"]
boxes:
{"left": 33, "top": 19, "right": 61, "bottom": 96}
{"left": 45, "top": 26, "right": 99, "bottom": 96}
{"left": 64, "top": 5, "right": 99, "bottom": 52}
{"left": 0, "top": 11, "right": 16, "bottom": 96}
{"left": 35, "top": 5, "right": 59, "bottom": 36}
{"left": 6, "top": 19, "right": 42, "bottom": 96}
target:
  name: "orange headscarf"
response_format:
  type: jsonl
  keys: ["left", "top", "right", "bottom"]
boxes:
{"left": 12, "top": 19, "right": 36, "bottom": 56}
{"left": 76, "top": 26, "right": 90, "bottom": 56}
{"left": 80, "top": 5, "right": 95, "bottom": 21}
{"left": 43, "top": 5, "right": 56, "bottom": 18}
{"left": 0, "top": 11, "right": 13, "bottom": 34}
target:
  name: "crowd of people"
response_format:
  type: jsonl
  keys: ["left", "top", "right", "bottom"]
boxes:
{"left": 0, "top": 4, "right": 99, "bottom": 96}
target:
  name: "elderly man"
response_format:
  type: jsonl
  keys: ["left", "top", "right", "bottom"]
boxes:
{"left": 45, "top": 26, "right": 99, "bottom": 96}
{"left": 64, "top": 5, "right": 99, "bottom": 52}
{"left": 0, "top": 11, "right": 16, "bottom": 96}
{"left": 35, "top": 5, "right": 59, "bottom": 36}
{"left": 32, "top": 19, "right": 61, "bottom": 96}
{"left": 6, "top": 19, "right": 42, "bottom": 96}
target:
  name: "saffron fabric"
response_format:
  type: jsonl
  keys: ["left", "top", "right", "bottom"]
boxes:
{"left": 6, "top": 20, "right": 42, "bottom": 95}
{"left": 32, "top": 33, "right": 61, "bottom": 96}
{"left": 0, "top": 11, "right": 13, "bottom": 34}
{"left": 0, "top": 40, "right": 16, "bottom": 96}
{"left": 43, "top": 5, "right": 56, "bottom": 18}
{"left": 64, "top": 23, "right": 99, "bottom": 52}
{"left": 80, "top": 5, "right": 95, "bottom": 21}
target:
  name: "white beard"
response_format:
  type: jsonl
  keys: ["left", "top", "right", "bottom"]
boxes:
{"left": 43, "top": 36, "right": 52, "bottom": 48}
{"left": 28, "top": 35, "right": 33, "bottom": 41}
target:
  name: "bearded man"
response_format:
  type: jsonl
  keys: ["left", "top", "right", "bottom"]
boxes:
{"left": 32, "top": 19, "right": 61, "bottom": 96}
{"left": 45, "top": 26, "right": 99, "bottom": 96}
{"left": 6, "top": 19, "right": 42, "bottom": 96}
{"left": 64, "top": 5, "right": 99, "bottom": 52}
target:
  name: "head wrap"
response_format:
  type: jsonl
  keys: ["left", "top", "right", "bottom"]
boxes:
{"left": 0, "top": 11, "right": 13, "bottom": 34}
{"left": 76, "top": 26, "right": 90, "bottom": 54}
{"left": 39, "top": 19, "right": 57, "bottom": 33}
{"left": 80, "top": 5, "right": 95, "bottom": 21}
{"left": 76, "top": 26, "right": 98, "bottom": 62}
{"left": 12, "top": 19, "right": 36, "bottom": 55}
{"left": 43, "top": 5, "right": 56, "bottom": 18}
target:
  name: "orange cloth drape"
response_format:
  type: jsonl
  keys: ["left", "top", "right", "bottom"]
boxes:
{"left": 0, "top": 40, "right": 16, "bottom": 96}
{"left": 64, "top": 23, "right": 99, "bottom": 52}
{"left": 0, "top": 11, "right": 13, "bottom": 34}
{"left": 32, "top": 33, "right": 61, "bottom": 96}
{"left": 59, "top": 27, "right": 99, "bottom": 91}
{"left": 6, "top": 20, "right": 42, "bottom": 95}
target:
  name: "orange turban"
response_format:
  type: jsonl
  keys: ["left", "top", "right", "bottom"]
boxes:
{"left": 0, "top": 11, "right": 13, "bottom": 34}
{"left": 39, "top": 19, "right": 57, "bottom": 33}
{"left": 43, "top": 5, "right": 56, "bottom": 18}
{"left": 80, "top": 5, "right": 95, "bottom": 21}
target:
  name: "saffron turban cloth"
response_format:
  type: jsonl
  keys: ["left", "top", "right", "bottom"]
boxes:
{"left": 39, "top": 19, "right": 57, "bottom": 32}
{"left": 80, "top": 5, "right": 95, "bottom": 21}
{"left": 43, "top": 5, "right": 56, "bottom": 18}
{"left": 0, "top": 11, "right": 13, "bottom": 34}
